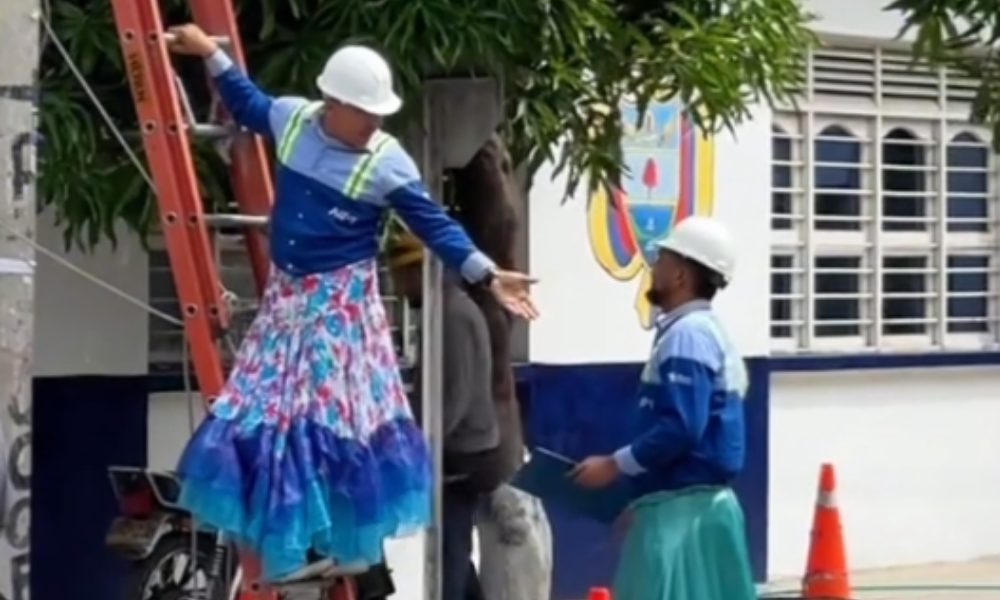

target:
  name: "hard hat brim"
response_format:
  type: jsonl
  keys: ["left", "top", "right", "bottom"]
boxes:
{"left": 363, "top": 93, "right": 403, "bottom": 116}
{"left": 316, "top": 77, "right": 403, "bottom": 116}
{"left": 654, "top": 238, "right": 680, "bottom": 254}
{"left": 655, "top": 238, "right": 732, "bottom": 281}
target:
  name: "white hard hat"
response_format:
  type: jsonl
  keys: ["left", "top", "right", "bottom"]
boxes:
{"left": 655, "top": 216, "right": 736, "bottom": 284}
{"left": 316, "top": 45, "right": 402, "bottom": 116}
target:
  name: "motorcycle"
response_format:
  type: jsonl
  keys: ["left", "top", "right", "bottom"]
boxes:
{"left": 105, "top": 466, "right": 395, "bottom": 600}
{"left": 104, "top": 466, "right": 239, "bottom": 600}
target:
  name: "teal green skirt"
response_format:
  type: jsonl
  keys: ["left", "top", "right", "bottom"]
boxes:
{"left": 612, "top": 486, "right": 756, "bottom": 600}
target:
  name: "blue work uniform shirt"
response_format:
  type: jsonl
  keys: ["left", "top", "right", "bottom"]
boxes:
{"left": 205, "top": 50, "right": 494, "bottom": 281}
{"left": 613, "top": 299, "right": 749, "bottom": 499}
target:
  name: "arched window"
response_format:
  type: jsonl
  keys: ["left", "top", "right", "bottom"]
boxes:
{"left": 943, "top": 132, "right": 990, "bottom": 334}
{"left": 882, "top": 128, "right": 927, "bottom": 232}
{"left": 772, "top": 125, "right": 792, "bottom": 230}
{"left": 946, "top": 132, "right": 989, "bottom": 233}
{"left": 814, "top": 125, "right": 861, "bottom": 231}
{"left": 771, "top": 44, "right": 999, "bottom": 354}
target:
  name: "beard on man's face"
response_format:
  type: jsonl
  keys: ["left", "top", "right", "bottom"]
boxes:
{"left": 645, "top": 286, "right": 664, "bottom": 306}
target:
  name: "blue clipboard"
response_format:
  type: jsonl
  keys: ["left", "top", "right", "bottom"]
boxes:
{"left": 511, "top": 448, "right": 631, "bottom": 524}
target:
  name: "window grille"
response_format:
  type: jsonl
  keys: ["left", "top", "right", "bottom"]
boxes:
{"left": 770, "top": 41, "right": 1000, "bottom": 354}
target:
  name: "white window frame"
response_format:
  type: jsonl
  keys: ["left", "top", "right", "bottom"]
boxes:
{"left": 770, "top": 37, "right": 1000, "bottom": 355}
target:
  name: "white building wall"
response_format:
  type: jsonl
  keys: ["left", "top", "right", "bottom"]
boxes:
{"left": 528, "top": 106, "right": 773, "bottom": 363}
{"left": 23, "top": 211, "right": 148, "bottom": 600}
{"left": 526, "top": 0, "right": 1000, "bottom": 584}
{"left": 147, "top": 392, "right": 206, "bottom": 471}
{"left": 771, "top": 0, "right": 1000, "bottom": 581}
{"left": 34, "top": 210, "right": 148, "bottom": 377}
{"left": 807, "top": 0, "right": 916, "bottom": 40}
{"left": 768, "top": 367, "right": 1000, "bottom": 578}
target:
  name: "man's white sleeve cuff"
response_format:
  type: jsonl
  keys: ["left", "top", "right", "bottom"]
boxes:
{"left": 613, "top": 446, "right": 645, "bottom": 476}
{"left": 205, "top": 49, "right": 234, "bottom": 77}
{"left": 460, "top": 251, "right": 496, "bottom": 283}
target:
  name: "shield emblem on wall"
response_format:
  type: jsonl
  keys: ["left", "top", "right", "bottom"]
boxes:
{"left": 587, "top": 99, "right": 716, "bottom": 330}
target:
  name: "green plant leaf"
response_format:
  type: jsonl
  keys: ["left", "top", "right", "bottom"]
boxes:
{"left": 43, "top": 0, "right": 817, "bottom": 248}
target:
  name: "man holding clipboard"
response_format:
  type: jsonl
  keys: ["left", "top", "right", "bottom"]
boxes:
{"left": 569, "top": 217, "right": 756, "bottom": 600}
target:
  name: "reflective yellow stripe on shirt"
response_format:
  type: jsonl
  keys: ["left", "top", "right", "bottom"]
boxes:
{"left": 277, "top": 102, "right": 320, "bottom": 164}
{"left": 344, "top": 132, "right": 396, "bottom": 199}
{"left": 278, "top": 104, "right": 396, "bottom": 201}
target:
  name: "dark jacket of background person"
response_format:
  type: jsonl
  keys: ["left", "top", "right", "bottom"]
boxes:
{"left": 412, "top": 278, "right": 504, "bottom": 493}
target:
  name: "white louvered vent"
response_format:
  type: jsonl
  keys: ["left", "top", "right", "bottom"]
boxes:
{"left": 811, "top": 44, "right": 979, "bottom": 104}
{"left": 812, "top": 47, "right": 875, "bottom": 98}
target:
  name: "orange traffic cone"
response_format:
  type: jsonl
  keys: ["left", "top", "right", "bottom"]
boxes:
{"left": 802, "top": 463, "right": 851, "bottom": 599}
{"left": 589, "top": 587, "right": 611, "bottom": 600}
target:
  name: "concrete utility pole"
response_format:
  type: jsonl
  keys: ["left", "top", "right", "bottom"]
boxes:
{"left": 0, "top": 3, "right": 40, "bottom": 600}
{"left": 415, "top": 78, "right": 503, "bottom": 600}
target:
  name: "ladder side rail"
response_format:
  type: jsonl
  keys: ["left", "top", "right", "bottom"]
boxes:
{"left": 135, "top": 2, "right": 234, "bottom": 349}
{"left": 138, "top": 0, "right": 237, "bottom": 365}
{"left": 188, "top": 0, "right": 274, "bottom": 294}
{"left": 110, "top": 0, "right": 228, "bottom": 397}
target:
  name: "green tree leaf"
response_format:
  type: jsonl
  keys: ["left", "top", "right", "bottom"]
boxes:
{"left": 41, "top": 0, "right": 816, "bottom": 249}
{"left": 888, "top": 0, "right": 1000, "bottom": 150}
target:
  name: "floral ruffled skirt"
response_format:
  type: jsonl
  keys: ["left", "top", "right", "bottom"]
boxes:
{"left": 177, "top": 260, "right": 431, "bottom": 580}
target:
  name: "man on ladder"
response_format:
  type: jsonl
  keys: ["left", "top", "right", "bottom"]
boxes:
{"left": 165, "top": 24, "right": 538, "bottom": 584}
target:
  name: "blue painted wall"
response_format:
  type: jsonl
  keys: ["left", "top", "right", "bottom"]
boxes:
{"left": 33, "top": 376, "right": 148, "bottom": 600}
{"left": 32, "top": 362, "right": 770, "bottom": 600}
{"left": 32, "top": 347, "right": 1000, "bottom": 600}
{"left": 520, "top": 358, "right": 770, "bottom": 599}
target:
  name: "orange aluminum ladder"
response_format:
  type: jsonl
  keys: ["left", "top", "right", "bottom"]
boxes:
{"left": 106, "top": 1, "right": 356, "bottom": 599}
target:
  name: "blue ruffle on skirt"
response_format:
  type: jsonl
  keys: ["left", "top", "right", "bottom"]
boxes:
{"left": 177, "top": 414, "right": 432, "bottom": 580}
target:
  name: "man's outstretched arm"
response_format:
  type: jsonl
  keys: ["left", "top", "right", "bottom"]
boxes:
{"left": 378, "top": 145, "right": 496, "bottom": 283}
{"left": 203, "top": 50, "right": 304, "bottom": 140}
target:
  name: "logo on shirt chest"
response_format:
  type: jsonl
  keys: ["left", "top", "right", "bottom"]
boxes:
{"left": 328, "top": 206, "right": 359, "bottom": 224}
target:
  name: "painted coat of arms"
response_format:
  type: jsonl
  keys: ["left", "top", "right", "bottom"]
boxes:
{"left": 587, "top": 99, "right": 716, "bottom": 330}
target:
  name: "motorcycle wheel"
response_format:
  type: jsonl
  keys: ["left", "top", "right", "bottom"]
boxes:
{"left": 120, "top": 532, "right": 233, "bottom": 600}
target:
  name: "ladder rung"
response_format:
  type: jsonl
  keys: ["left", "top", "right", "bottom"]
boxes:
{"left": 204, "top": 214, "right": 269, "bottom": 228}
{"left": 162, "top": 32, "right": 231, "bottom": 46}
{"left": 262, "top": 568, "right": 370, "bottom": 591}
{"left": 191, "top": 123, "right": 233, "bottom": 139}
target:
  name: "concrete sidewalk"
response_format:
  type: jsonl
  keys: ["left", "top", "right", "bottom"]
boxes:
{"left": 762, "top": 557, "right": 1000, "bottom": 599}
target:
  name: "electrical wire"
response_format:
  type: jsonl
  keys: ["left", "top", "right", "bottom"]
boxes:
{"left": 39, "top": 11, "right": 157, "bottom": 190}
{"left": 37, "top": 6, "right": 239, "bottom": 591}
{"left": 0, "top": 218, "right": 182, "bottom": 327}
{"left": 38, "top": 7, "right": 242, "bottom": 324}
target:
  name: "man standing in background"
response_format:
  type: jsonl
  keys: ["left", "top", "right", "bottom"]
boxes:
{"left": 452, "top": 137, "right": 552, "bottom": 600}
{"left": 389, "top": 231, "right": 506, "bottom": 600}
